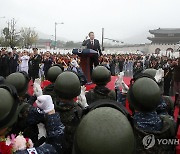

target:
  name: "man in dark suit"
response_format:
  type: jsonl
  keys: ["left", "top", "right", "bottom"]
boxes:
{"left": 31, "top": 48, "right": 42, "bottom": 82}
{"left": 11, "top": 48, "right": 19, "bottom": 73}
{"left": 0, "top": 48, "right": 9, "bottom": 77}
{"left": 82, "top": 32, "right": 102, "bottom": 74}
{"left": 43, "top": 51, "right": 53, "bottom": 78}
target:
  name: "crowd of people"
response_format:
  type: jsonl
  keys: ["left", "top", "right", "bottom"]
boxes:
{"left": 0, "top": 46, "right": 179, "bottom": 99}
{"left": 100, "top": 53, "right": 180, "bottom": 97}
{"left": 0, "top": 47, "right": 180, "bottom": 102}
{"left": 0, "top": 47, "right": 180, "bottom": 153}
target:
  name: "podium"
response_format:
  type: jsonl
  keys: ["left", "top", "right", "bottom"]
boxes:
{"left": 72, "top": 49, "right": 98, "bottom": 82}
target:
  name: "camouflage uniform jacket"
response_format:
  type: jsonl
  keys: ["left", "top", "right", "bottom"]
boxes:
{"left": 133, "top": 115, "right": 176, "bottom": 154}
{"left": 56, "top": 101, "right": 83, "bottom": 154}
{"left": 16, "top": 107, "right": 65, "bottom": 154}
{"left": 133, "top": 111, "right": 163, "bottom": 132}
{"left": 86, "top": 85, "right": 116, "bottom": 105}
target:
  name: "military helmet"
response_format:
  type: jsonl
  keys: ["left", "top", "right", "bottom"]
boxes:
{"left": 127, "top": 77, "right": 161, "bottom": 112}
{"left": 46, "top": 66, "right": 62, "bottom": 83}
{"left": 74, "top": 107, "right": 135, "bottom": 154}
{"left": 143, "top": 68, "right": 157, "bottom": 77}
{"left": 0, "top": 84, "right": 19, "bottom": 129}
{"left": 54, "top": 71, "right": 81, "bottom": 99}
{"left": 5, "top": 71, "right": 29, "bottom": 96}
{"left": 53, "top": 64, "right": 64, "bottom": 71}
{"left": 91, "top": 66, "right": 111, "bottom": 85}
{"left": 143, "top": 68, "right": 164, "bottom": 94}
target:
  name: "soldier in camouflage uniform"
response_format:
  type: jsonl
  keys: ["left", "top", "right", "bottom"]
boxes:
{"left": 73, "top": 100, "right": 135, "bottom": 154}
{"left": 127, "top": 76, "right": 176, "bottom": 153}
{"left": 54, "top": 71, "right": 83, "bottom": 154}
{"left": 144, "top": 68, "right": 174, "bottom": 116}
{"left": 43, "top": 65, "right": 63, "bottom": 105}
{"left": 0, "top": 84, "right": 64, "bottom": 153}
{"left": 85, "top": 66, "right": 116, "bottom": 105}
{"left": 5, "top": 71, "right": 40, "bottom": 144}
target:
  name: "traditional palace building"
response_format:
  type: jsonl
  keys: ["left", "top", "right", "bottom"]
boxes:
{"left": 147, "top": 28, "right": 180, "bottom": 53}
{"left": 148, "top": 28, "right": 180, "bottom": 44}
{"left": 107, "top": 28, "right": 180, "bottom": 55}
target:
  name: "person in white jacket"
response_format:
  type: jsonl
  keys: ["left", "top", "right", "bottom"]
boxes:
{"left": 20, "top": 51, "right": 30, "bottom": 73}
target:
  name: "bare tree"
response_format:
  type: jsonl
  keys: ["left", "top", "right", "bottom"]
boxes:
{"left": 0, "top": 18, "right": 38, "bottom": 48}
{"left": 20, "top": 27, "right": 38, "bottom": 48}
{"left": 1, "top": 18, "right": 20, "bottom": 48}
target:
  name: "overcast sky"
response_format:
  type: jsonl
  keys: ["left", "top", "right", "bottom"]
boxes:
{"left": 0, "top": 0, "right": 180, "bottom": 43}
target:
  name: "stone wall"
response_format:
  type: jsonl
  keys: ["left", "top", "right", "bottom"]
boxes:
{"left": 104, "top": 43, "right": 180, "bottom": 55}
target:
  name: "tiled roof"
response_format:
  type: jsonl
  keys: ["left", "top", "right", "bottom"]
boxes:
{"left": 149, "top": 28, "right": 180, "bottom": 34}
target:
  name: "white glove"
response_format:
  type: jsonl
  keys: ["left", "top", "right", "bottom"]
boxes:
{"left": 77, "top": 86, "right": 88, "bottom": 108}
{"left": 34, "top": 78, "right": 41, "bottom": 85}
{"left": 36, "top": 95, "right": 54, "bottom": 113}
{"left": 122, "top": 81, "right": 129, "bottom": 94}
{"left": 154, "top": 68, "right": 164, "bottom": 83}
{"left": 33, "top": 83, "right": 43, "bottom": 97}
{"left": 71, "top": 60, "right": 79, "bottom": 68}
{"left": 115, "top": 72, "right": 124, "bottom": 88}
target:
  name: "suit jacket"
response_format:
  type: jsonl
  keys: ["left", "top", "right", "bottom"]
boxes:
{"left": 32, "top": 54, "right": 42, "bottom": 69}
{"left": 43, "top": 57, "right": 53, "bottom": 71}
{"left": 12, "top": 53, "right": 19, "bottom": 67}
{"left": 82, "top": 39, "right": 102, "bottom": 56}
